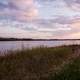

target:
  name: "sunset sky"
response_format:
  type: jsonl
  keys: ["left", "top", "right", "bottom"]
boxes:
{"left": 0, "top": 0, "right": 80, "bottom": 39}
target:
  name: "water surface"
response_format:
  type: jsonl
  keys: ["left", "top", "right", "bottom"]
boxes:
{"left": 0, "top": 40, "right": 79, "bottom": 52}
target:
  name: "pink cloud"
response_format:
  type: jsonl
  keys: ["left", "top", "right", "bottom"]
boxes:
{"left": 10, "top": 0, "right": 38, "bottom": 21}
{"left": 0, "top": 0, "right": 38, "bottom": 21}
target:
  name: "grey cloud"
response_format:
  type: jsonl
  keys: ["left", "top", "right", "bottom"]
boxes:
{"left": 64, "top": 0, "right": 80, "bottom": 4}
{"left": 64, "top": 0, "right": 80, "bottom": 11}
{"left": 0, "top": 1, "right": 18, "bottom": 10}
{"left": 7, "top": 2, "right": 19, "bottom": 10}
{"left": 35, "top": 0, "right": 56, "bottom": 5}
{"left": 33, "top": 16, "right": 72, "bottom": 28}
{"left": 75, "top": 0, "right": 80, "bottom": 3}
{"left": 22, "top": 26, "right": 37, "bottom": 31}
{"left": 36, "top": 0, "right": 55, "bottom": 3}
{"left": 50, "top": 16, "right": 72, "bottom": 24}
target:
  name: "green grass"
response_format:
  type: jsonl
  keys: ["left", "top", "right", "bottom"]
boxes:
{"left": 51, "top": 57, "right": 80, "bottom": 80}
{"left": 0, "top": 45, "right": 80, "bottom": 80}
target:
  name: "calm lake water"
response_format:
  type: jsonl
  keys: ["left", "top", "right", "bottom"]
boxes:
{"left": 0, "top": 40, "right": 80, "bottom": 52}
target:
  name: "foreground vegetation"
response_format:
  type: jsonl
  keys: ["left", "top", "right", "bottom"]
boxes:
{"left": 0, "top": 45, "right": 80, "bottom": 80}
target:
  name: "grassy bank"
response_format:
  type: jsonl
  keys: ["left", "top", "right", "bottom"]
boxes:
{"left": 52, "top": 56, "right": 80, "bottom": 80}
{"left": 0, "top": 45, "right": 80, "bottom": 80}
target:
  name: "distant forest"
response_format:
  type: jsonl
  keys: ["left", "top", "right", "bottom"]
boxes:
{"left": 0, "top": 37, "right": 80, "bottom": 41}
{"left": 0, "top": 38, "right": 33, "bottom": 41}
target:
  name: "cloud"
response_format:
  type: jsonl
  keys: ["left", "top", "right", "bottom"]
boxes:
{"left": 0, "top": 0, "right": 79, "bottom": 21}
{"left": 0, "top": 0, "right": 38, "bottom": 21}
{"left": 0, "top": 26, "right": 53, "bottom": 39}
{"left": 51, "top": 18, "right": 80, "bottom": 39}
{"left": 0, "top": 0, "right": 80, "bottom": 39}
{"left": 64, "top": 0, "right": 80, "bottom": 11}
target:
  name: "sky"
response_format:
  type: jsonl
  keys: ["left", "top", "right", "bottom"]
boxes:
{"left": 0, "top": 0, "right": 80, "bottom": 39}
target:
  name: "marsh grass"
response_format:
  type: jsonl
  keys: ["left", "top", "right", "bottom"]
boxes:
{"left": 51, "top": 56, "right": 80, "bottom": 80}
{"left": 0, "top": 45, "right": 80, "bottom": 80}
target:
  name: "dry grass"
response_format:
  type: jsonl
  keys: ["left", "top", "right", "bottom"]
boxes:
{"left": 0, "top": 45, "right": 80, "bottom": 80}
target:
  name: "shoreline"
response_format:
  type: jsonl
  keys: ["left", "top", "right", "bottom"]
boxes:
{"left": 0, "top": 45, "right": 80, "bottom": 79}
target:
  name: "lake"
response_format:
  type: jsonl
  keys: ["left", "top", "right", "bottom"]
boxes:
{"left": 0, "top": 40, "right": 80, "bottom": 52}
